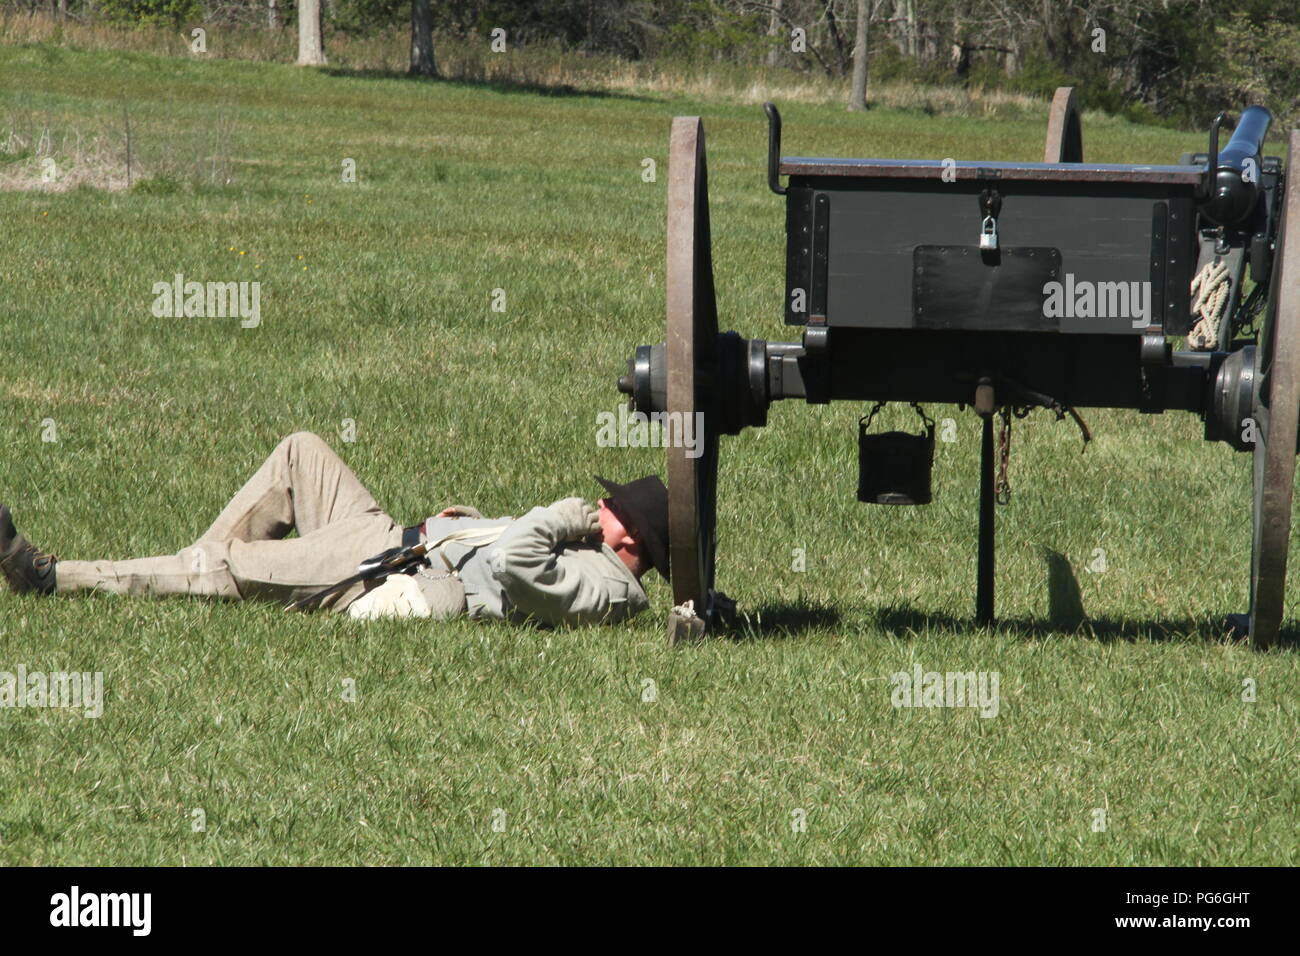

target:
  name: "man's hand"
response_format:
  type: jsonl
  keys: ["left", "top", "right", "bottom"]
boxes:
{"left": 436, "top": 505, "right": 483, "bottom": 519}
{"left": 548, "top": 497, "right": 601, "bottom": 543}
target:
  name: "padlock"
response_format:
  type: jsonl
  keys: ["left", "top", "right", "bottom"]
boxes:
{"left": 979, "top": 215, "right": 999, "bottom": 251}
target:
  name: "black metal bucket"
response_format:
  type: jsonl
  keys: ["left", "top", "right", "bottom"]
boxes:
{"left": 858, "top": 402, "right": 935, "bottom": 505}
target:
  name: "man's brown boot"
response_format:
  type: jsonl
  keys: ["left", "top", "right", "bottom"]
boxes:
{"left": 0, "top": 505, "right": 57, "bottom": 595}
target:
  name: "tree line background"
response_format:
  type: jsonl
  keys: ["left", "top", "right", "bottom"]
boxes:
{"left": 5, "top": 0, "right": 1298, "bottom": 129}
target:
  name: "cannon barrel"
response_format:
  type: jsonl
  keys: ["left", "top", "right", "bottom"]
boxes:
{"left": 1201, "top": 105, "right": 1272, "bottom": 226}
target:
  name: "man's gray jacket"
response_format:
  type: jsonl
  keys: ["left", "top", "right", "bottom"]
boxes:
{"left": 420, "top": 503, "right": 650, "bottom": 626}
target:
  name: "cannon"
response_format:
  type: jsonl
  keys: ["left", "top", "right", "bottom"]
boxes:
{"left": 616, "top": 88, "right": 1300, "bottom": 649}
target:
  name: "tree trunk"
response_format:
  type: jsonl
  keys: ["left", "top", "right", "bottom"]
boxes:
{"left": 766, "top": 0, "right": 784, "bottom": 67}
{"left": 950, "top": 4, "right": 969, "bottom": 79}
{"left": 409, "top": 0, "right": 437, "bottom": 76}
{"left": 890, "top": 0, "right": 906, "bottom": 54}
{"left": 849, "top": 0, "right": 869, "bottom": 111}
{"left": 1041, "top": 0, "right": 1076, "bottom": 71}
{"left": 297, "top": 0, "right": 326, "bottom": 66}
{"left": 268, "top": 0, "right": 279, "bottom": 30}
{"left": 824, "top": 1, "right": 849, "bottom": 75}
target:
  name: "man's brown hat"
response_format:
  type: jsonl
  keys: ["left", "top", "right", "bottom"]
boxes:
{"left": 594, "top": 475, "right": 669, "bottom": 582}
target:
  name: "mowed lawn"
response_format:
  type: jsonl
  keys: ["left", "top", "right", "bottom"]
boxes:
{"left": 0, "top": 42, "right": 1296, "bottom": 865}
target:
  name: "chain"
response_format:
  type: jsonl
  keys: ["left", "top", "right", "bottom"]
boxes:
{"left": 1232, "top": 281, "right": 1267, "bottom": 340}
{"left": 995, "top": 406, "right": 1012, "bottom": 505}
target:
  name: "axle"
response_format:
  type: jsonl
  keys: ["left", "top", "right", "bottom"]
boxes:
{"left": 617, "top": 330, "right": 1259, "bottom": 451}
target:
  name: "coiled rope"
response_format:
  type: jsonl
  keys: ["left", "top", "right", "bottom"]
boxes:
{"left": 1188, "top": 260, "right": 1232, "bottom": 350}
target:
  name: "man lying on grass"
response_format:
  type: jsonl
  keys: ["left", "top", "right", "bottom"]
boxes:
{"left": 0, "top": 431, "right": 668, "bottom": 626}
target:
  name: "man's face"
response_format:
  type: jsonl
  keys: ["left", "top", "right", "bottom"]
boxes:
{"left": 597, "top": 498, "right": 647, "bottom": 571}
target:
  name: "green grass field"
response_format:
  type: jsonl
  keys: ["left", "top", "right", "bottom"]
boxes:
{"left": 0, "top": 42, "right": 1296, "bottom": 865}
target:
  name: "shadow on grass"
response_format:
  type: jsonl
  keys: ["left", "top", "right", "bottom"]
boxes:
{"left": 868, "top": 606, "right": 1300, "bottom": 649}
{"left": 859, "top": 545, "right": 1299, "bottom": 648}
{"left": 723, "top": 599, "right": 842, "bottom": 641}
{"left": 712, "top": 547, "right": 1298, "bottom": 649}
{"left": 320, "top": 67, "right": 650, "bottom": 102}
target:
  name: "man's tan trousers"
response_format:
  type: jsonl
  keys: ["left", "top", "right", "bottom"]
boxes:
{"left": 57, "top": 432, "right": 409, "bottom": 611}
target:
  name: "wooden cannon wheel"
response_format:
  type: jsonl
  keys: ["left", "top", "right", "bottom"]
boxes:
{"left": 665, "top": 116, "right": 722, "bottom": 639}
{"left": 1245, "top": 128, "right": 1300, "bottom": 650}
{"left": 1044, "top": 87, "right": 1084, "bottom": 163}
